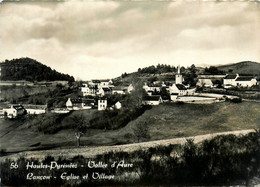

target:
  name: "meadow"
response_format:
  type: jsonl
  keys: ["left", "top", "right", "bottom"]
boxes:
{"left": 0, "top": 101, "right": 259, "bottom": 154}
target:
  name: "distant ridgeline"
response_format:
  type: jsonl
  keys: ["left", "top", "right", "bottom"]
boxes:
{"left": 0, "top": 57, "right": 75, "bottom": 82}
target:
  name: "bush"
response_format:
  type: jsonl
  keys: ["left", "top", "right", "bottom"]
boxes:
{"left": 231, "top": 98, "right": 242, "bottom": 103}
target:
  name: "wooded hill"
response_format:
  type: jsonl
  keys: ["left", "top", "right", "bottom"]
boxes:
{"left": 217, "top": 61, "right": 260, "bottom": 75}
{"left": 0, "top": 57, "right": 75, "bottom": 82}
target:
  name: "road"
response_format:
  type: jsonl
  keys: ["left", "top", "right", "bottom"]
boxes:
{"left": 0, "top": 129, "right": 255, "bottom": 162}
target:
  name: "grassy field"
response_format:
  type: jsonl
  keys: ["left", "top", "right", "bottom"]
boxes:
{"left": 1, "top": 101, "right": 260, "bottom": 154}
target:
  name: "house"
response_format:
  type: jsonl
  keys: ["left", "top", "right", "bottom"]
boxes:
{"left": 114, "top": 101, "right": 122, "bottom": 109}
{"left": 24, "top": 105, "right": 47, "bottom": 115}
{"left": 112, "top": 88, "right": 125, "bottom": 95}
{"left": 81, "top": 86, "right": 97, "bottom": 96}
{"left": 3, "top": 105, "right": 26, "bottom": 119}
{"left": 143, "top": 83, "right": 161, "bottom": 93}
{"left": 196, "top": 78, "right": 213, "bottom": 88}
{"left": 142, "top": 95, "right": 163, "bottom": 105}
{"left": 127, "top": 84, "right": 134, "bottom": 93}
{"left": 223, "top": 74, "right": 257, "bottom": 88}
{"left": 97, "top": 87, "right": 111, "bottom": 96}
{"left": 66, "top": 98, "right": 94, "bottom": 110}
{"left": 223, "top": 74, "right": 239, "bottom": 88}
{"left": 98, "top": 99, "right": 107, "bottom": 111}
{"left": 169, "top": 84, "right": 187, "bottom": 96}
{"left": 196, "top": 74, "right": 226, "bottom": 88}
{"left": 235, "top": 76, "right": 257, "bottom": 87}
{"left": 100, "top": 79, "right": 113, "bottom": 87}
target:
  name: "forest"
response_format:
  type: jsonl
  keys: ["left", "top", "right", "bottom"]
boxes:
{"left": 0, "top": 58, "right": 75, "bottom": 82}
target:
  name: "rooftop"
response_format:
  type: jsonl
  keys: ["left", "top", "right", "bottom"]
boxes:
{"left": 143, "top": 95, "right": 161, "bottom": 101}
{"left": 224, "top": 74, "right": 237, "bottom": 79}
{"left": 236, "top": 76, "right": 254, "bottom": 81}
{"left": 175, "top": 84, "right": 187, "bottom": 90}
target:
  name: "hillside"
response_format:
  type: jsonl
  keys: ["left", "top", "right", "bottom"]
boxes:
{"left": 0, "top": 57, "right": 75, "bottom": 82}
{"left": 1, "top": 101, "right": 259, "bottom": 153}
{"left": 217, "top": 61, "right": 260, "bottom": 75}
{"left": 113, "top": 61, "right": 260, "bottom": 87}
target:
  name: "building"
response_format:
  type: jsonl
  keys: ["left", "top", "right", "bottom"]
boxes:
{"left": 114, "top": 101, "right": 122, "bottom": 109}
{"left": 100, "top": 79, "right": 113, "bottom": 87}
{"left": 81, "top": 86, "right": 97, "bottom": 96}
{"left": 143, "top": 83, "right": 161, "bottom": 93}
{"left": 66, "top": 98, "right": 94, "bottom": 110}
{"left": 3, "top": 105, "right": 26, "bottom": 118}
{"left": 223, "top": 74, "right": 239, "bottom": 88}
{"left": 196, "top": 79, "right": 213, "bottom": 88}
{"left": 169, "top": 84, "right": 188, "bottom": 96}
{"left": 175, "top": 65, "right": 183, "bottom": 84}
{"left": 224, "top": 74, "right": 257, "bottom": 88}
{"left": 142, "top": 95, "right": 163, "bottom": 105}
{"left": 170, "top": 93, "right": 178, "bottom": 101}
{"left": 235, "top": 76, "right": 257, "bottom": 87}
{"left": 98, "top": 99, "right": 107, "bottom": 111}
{"left": 24, "top": 105, "right": 47, "bottom": 115}
{"left": 127, "top": 84, "right": 134, "bottom": 93}
{"left": 112, "top": 88, "right": 125, "bottom": 95}
{"left": 97, "top": 87, "right": 111, "bottom": 96}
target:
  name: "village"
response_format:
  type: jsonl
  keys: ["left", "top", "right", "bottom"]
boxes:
{"left": 0, "top": 65, "right": 259, "bottom": 119}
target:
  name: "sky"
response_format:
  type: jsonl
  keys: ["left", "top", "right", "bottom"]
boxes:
{"left": 0, "top": 0, "right": 260, "bottom": 80}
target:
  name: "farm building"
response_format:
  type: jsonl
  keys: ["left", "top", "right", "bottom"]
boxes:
{"left": 142, "top": 95, "right": 163, "bottom": 105}
{"left": 3, "top": 105, "right": 26, "bottom": 118}
{"left": 66, "top": 98, "right": 94, "bottom": 110}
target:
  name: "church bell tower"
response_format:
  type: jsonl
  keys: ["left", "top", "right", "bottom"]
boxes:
{"left": 175, "top": 65, "right": 183, "bottom": 84}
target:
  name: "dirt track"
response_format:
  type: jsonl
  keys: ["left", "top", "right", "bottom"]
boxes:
{"left": 0, "top": 129, "right": 255, "bottom": 162}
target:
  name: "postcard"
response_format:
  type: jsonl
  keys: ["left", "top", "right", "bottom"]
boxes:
{"left": 0, "top": 0, "right": 260, "bottom": 186}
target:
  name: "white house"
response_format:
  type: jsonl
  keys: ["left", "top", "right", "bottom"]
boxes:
{"left": 66, "top": 98, "right": 94, "bottom": 110}
{"left": 127, "top": 84, "right": 134, "bottom": 93}
{"left": 114, "top": 101, "right": 122, "bottom": 109}
{"left": 235, "top": 77, "right": 257, "bottom": 87}
{"left": 98, "top": 99, "right": 107, "bottom": 111}
{"left": 142, "top": 95, "right": 163, "bottom": 105}
{"left": 223, "top": 74, "right": 239, "bottom": 88}
{"left": 3, "top": 105, "right": 26, "bottom": 119}
{"left": 100, "top": 79, "right": 113, "bottom": 87}
{"left": 224, "top": 74, "right": 257, "bottom": 88}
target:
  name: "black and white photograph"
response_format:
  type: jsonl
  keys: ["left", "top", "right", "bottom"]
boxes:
{"left": 0, "top": 0, "right": 260, "bottom": 186}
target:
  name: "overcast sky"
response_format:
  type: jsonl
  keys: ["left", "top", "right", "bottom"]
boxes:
{"left": 0, "top": 1, "right": 259, "bottom": 80}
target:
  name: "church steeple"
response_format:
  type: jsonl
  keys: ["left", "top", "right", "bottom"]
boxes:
{"left": 175, "top": 65, "right": 183, "bottom": 84}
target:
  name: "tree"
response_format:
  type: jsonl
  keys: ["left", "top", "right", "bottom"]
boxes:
{"left": 133, "top": 122, "right": 149, "bottom": 143}
{"left": 70, "top": 112, "right": 89, "bottom": 147}
{"left": 130, "top": 80, "right": 147, "bottom": 108}
{"left": 189, "top": 64, "right": 196, "bottom": 74}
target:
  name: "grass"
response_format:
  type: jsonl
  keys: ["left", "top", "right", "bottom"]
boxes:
{"left": 0, "top": 101, "right": 260, "bottom": 153}
{"left": 125, "top": 102, "right": 260, "bottom": 141}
